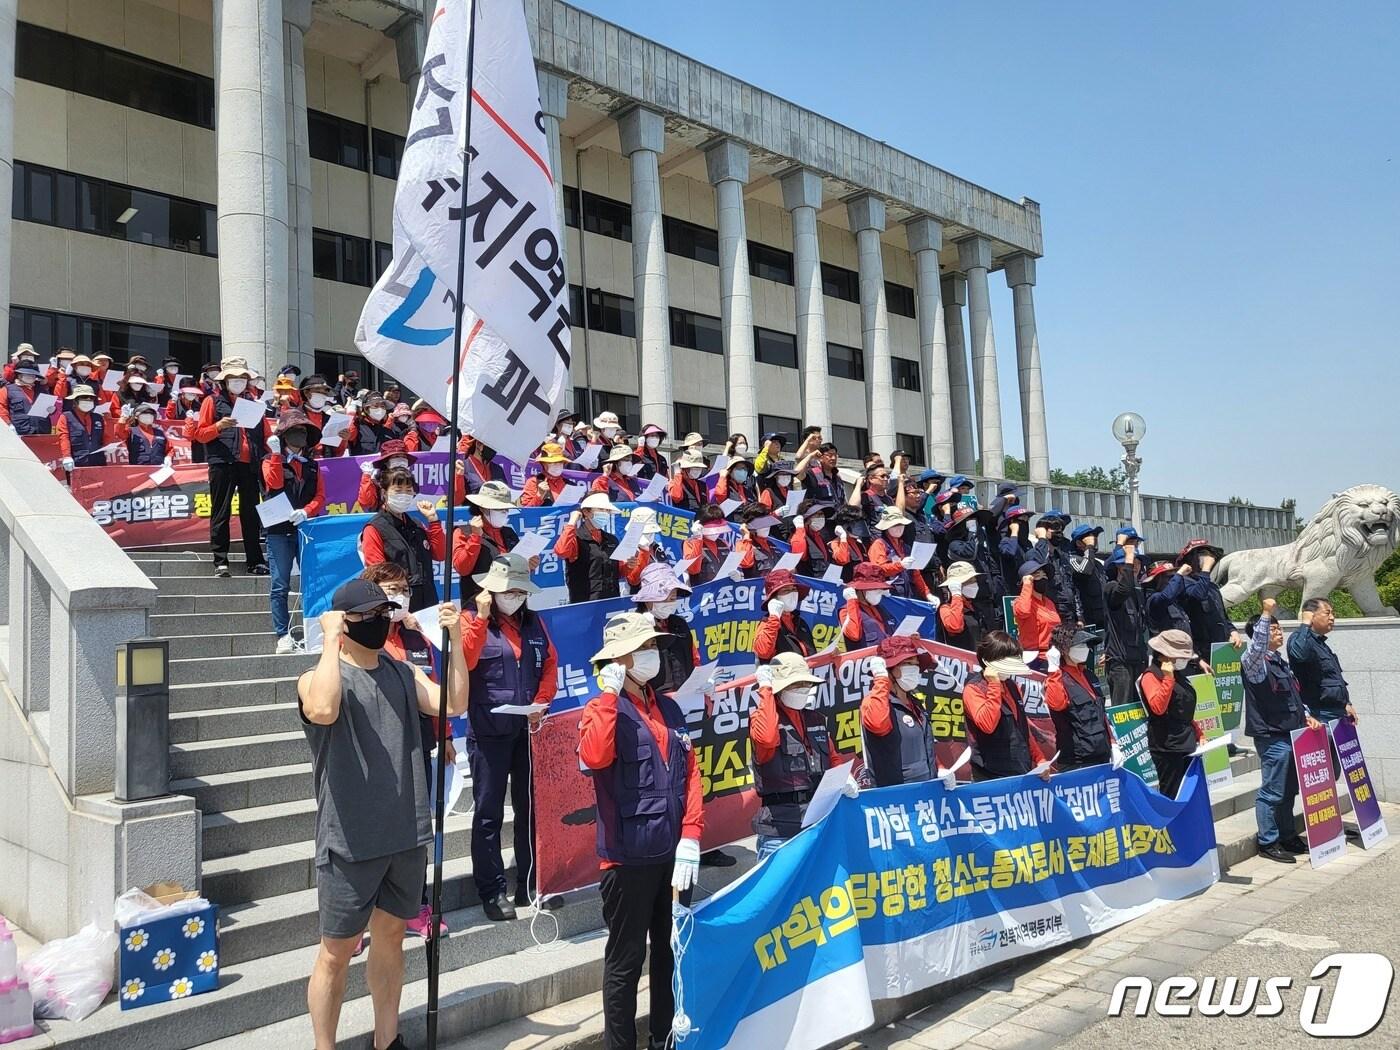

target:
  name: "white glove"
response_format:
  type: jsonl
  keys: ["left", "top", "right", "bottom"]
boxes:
{"left": 346, "top": 400, "right": 360, "bottom": 415}
{"left": 843, "top": 586, "right": 857, "bottom": 601}
{"left": 672, "top": 837, "right": 701, "bottom": 892}
{"left": 184, "top": 409, "right": 197, "bottom": 420}
{"left": 61, "top": 457, "right": 75, "bottom": 471}
{"left": 1047, "top": 647, "right": 1062, "bottom": 672}
{"left": 793, "top": 514, "right": 804, "bottom": 530}
{"left": 288, "top": 509, "right": 308, "bottom": 526}
{"left": 360, "top": 460, "right": 377, "bottom": 477}
{"left": 266, "top": 435, "right": 280, "bottom": 455}
{"left": 599, "top": 662, "right": 627, "bottom": 695}
{"left": 690, "top": 520, "right": 704, "bottom": 536}
{"left": 755, "top": 665, "right": 775, "bottom": 689}
{"left": 867, "top": 655, "right": 888, "bottom": 678}
{"left": 766, "top": 598, "right": 785, "bottom": 618}
{"left": 1111, "top": 742, "right": 1126, "bottom": 769}
{"left": 835, "top": 525, "right": 848, "bottom": 542}
{"left": 927, "top": 595, "right": 940, "bottom": 610}
{"left": 728, "top": 570, "right": 743, "bottom": 583}
{"left": 900, "top": 555, "right": 916, "bottom": 570}
{"left": 939, "top": 769, "right": 958, "bottom": 790}
{"left": 120, "top": 403, "right": 133, "bottom": 420}
{"left": 841, "top": 775, "right": 860, "bottom": 799}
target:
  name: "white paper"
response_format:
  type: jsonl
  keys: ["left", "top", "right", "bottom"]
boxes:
{"left": 610, "top": 513, "right": 649, "bottom": 562}
{"left": 672, "top": 555, "right": 697, "bottom": 578}
{"left": 783, "top": 488, "right": 804, "bottom": 516}
{"left": 430, "top": 740, "right": 467, "bottom": 814}
{"left": 320, "top": 413, "right": 352, "bottom": 445}
{"left": 670, "top": 661, "right": 720, "bottom": 715}
{"left": 510, "top": 531, "right": 549, "bottom": 560}
{"left": 893, "top": 614, "right": 925, "bottom": 637}
{"left": 719, "top": 497, "right": 741, "bottom": 516}
{"left": 936, "top": 747, "right": 973, "bottom": 789}
{"left": 1192, "top": 732, "right": 1234, "bottom": 757}
{"left": 149, "top": 464, "right": 176, "bottom": 487}
{"left": 1030, "top": 750, "right": 1060, "bottom": 777}
{"left": 821, "top": 563, "right": 845, "bottom": 584}
{"left": 27, "top": 393, "right": 56, "bottom": 417}
{"left": 838, "top": 467, "right": 862, "bottom": 485}
{"left": 556, "top": 482, "right": 587, "bottom": 506}
{"left": 908, "top": 541, "right": 937, "bottom": 571}
{"left": 1022, "top": 649, "right": 1040, "bottom": 667}
{"left": 410, "top": 604, "right": 441, "bottom": 646}
{"left": 801, "top": 764, "right": 857, "bottom": 830}
{"left": 93, "top": 402, "right": 111, "bottom": 415}
{"left": 705, "top": 453, "right": 729, "bottom": 479}
{"left": 713, "top": 548, "right": 745, "bottom": 581}
{"left": 492, "top": 702, "right": 551, "bottom": 717}
{"left": 429, "top": 433, "right": 452, "bottom": 453}
{"left": 255, "top": 491, "right": 293, "bottom": 527}
{"left": 231, "top": 396, "right": 266, "bottom": 429}
{"left": 773, "top": 552, "right": 801, "bottom": 573}
{"left": 636, "top": 474, "right": 667, "bottom": 502}
{"left": 571, "top": 443, "right": 602, "bottom": 470}
{"left": 101, "top": 370, "right": 122, "bottom": 391}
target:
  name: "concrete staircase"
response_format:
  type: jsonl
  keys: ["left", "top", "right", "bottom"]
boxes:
{"left": 19, "top": 550, "right": 1320, "bottom": 1049}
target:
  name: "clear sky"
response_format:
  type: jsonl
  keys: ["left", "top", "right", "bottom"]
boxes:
{"left": 577, "top": 1, "right": 1399, "bottom": 517}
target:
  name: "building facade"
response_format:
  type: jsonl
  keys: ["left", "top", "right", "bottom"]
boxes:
{"left": 2, "top": 0, "right": 1051, "bottom": 478}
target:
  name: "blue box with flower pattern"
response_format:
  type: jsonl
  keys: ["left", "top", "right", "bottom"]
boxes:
{"left": 117, "top": 904, "right": 219, "bottom": 1010}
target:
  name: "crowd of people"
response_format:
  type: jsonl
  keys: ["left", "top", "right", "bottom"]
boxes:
{"left": 7, "top": 346, "right": 1364, "bottom": 1050}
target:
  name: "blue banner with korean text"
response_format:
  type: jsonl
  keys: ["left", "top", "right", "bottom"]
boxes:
{"left": 676, "top": 760, "right": 1219, "bottom": 1050}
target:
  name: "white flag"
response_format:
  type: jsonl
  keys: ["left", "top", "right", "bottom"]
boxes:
{"left": 357, "top": 0, "right": 570, "bottom": 465}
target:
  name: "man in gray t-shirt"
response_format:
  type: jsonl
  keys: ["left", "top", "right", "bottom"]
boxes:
{"left": 298, "top": 578, "right": 468, "bottom": 1050}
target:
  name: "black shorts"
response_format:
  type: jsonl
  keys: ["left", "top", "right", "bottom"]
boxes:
{"left": 316, "top": 846, "right": 428, "bottom": 939}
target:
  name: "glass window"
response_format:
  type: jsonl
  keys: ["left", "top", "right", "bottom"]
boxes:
{"left": 674, "top": 402, "right": 727, "bottom": 441}
{"left": 312, "top": 228, "right": 374, "bottom": 286}
{"left": 10, "top": 304, "right": 218, "bottom": 365}
{"left": 832, "top": 424, "right": 870, "bottom": 460}
{"left": 122, "top": 189, "right": 172, "bottom": 248}
{"left": 585, "top": 288, "right": 636, "bottom": 337}
{"left": 827, "top": 341, "right": 864, "bottom": 381}
{"left": 748, "top": 241, "right": 794, "bottom": 285}
{"left": 886, "top": 281, "right": 916, "bottom": 318}
{"left": 821, "top": 263, "right": 860, "bottom": 303}
{"left": 581, "top": 191, "right": 631, "bottom": 241}
{"left": 562, "top": 186, "right": 580, "bottom": 229}
{"left": 753, "top": 326, "right": 798, "bottom": 368}
{"left": 568, "top": 284, "right": 584, "bottom": 328}
{"left": 375, "top": 242, "right": 393, "bottom": 279}
{"left": 664, "top": 216, "right": 719, "bottom": 266}
{"left": 669, "top": 308, "right": 724, "bottom": 355}
{"left": 759, "top": 414, "right": 801, "bottom": 446}
{"left": 896, "top": 433, "right": 927, "bottom": 466}
{"left": 308, "top": 109, "right": 369, "bottom": 170}
{"left": 371, "top": 129, "right": 405, "bottom": 179}
{"left": 891, "top": 357, "right": 921, "bottom": 391}
{"left": 586, "top": 389, "right": 640, "bottom": 434}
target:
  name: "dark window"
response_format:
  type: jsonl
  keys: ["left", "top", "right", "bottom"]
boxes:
{"left": 759, "top": 414, "right": 801, "bottom": 447}
{"left": 832, "top": 424, "right": 870, "bottom": 460}
{"left": 753, "top": 327, "right": 797, "bottom": 368}
{"left": 821, "top": 263, "right": 860, "bottom": 303}
{"left": 580, "top": 191, "right": 631, "bottom": 241}
{"left": 896, "top": 433, "right": 927, "bottom": 466}
{"left": 886, "top": 281, "right": 916, "bottom": 318}
{"left": 827, "top": 341, "right": 865, "bottom": 381}
{"left": 16, "top": 22, "right": 215, "bottom": 129}
{"left": 371, "top": 129, "right": 405, "bottom": 179}
{"left": 891, "top": 357, "right": 921, "bottom": 391}
{"left": 669, "top": 308, "right": 724, "bottom": 355}
{"left": 308, "top": 109, "right": 369, "bottom": 170}
{"left": 312, "top": 228, "right": 373, "bottom": 286}
{"left": 584, "top": 288, "right": 636, "bottom": 337}
{"left": 13, "top": 160, "right": 217, "bottom": 256}
{"left": 375, "top": 242, "right": 394, "bottom": 279}
{"left": 674, "top": 402, "right": 727, "bottom": 441}
{"left": 568, "top": 284, "right": 584, "bottom": 328}
{"left": 315, "top": 350, "right": 383, "bottom": 392}
{"left": 664, "top": 216, "right": 719, "bottom": 266}
{"left": 10, "top": 304, "right": 219, "bottom": 372}
{"left": 748, "top": 241, "right": 794, "bottom": 285}
{"left": 562, "top": 186, "right": 580, "bottom": 229}
{"left": 576, "top": 388, "right": 640, "bottom": 435}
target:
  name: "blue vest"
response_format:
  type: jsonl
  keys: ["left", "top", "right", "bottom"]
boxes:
{"left": 1244, "top": 655, "right": 1305, "bottom": 737}
{"left": 126, "top": 424, "right": 167, "bottom": 465}
{"left": 966, "top": 677, "right": 1034, "bottom": 778}
{"left": 466, "top": 613, "right": 550, "bottom": 740}
{"left": 63, "top": 410, "right": 105, "bottom": 465}
{"left": 592, "top": 690, "right": 690, "bottom": 865}
{"left": 752, "top": 707, "right": 831, "bottom": 837}
{"left": 865, "top": 691, "right": 935, "bottom": 788}
{"left": 852, "top": 601, "right": 895, "bottom": 648}
{"left": 6, "top": 384, "right": 51, "bottom": 435}
{"left": 881, "top": 535, "right": 913, "bottom": 598}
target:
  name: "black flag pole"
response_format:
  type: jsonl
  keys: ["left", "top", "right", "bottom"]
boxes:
{"left": 427, "top": 2, "right": 479, "bottom": 1046}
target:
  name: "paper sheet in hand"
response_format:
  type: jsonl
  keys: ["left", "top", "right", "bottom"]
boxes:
{"left": 149, "top": 464, "right": 176, "bottom": 486}
{"left": 671, "top": 661, "right": 720, "bottom": 714}
{"left": 801, "top": 764, "right": 855, "bottom": 829}
{"left": 429, "top": 433, "right": 452, "bottom": 453}
{"left": 93, "top": 402, "right": 111, "bottom": 415}
{"left": 821, "top": 563, "right": 845, "bottom": 583}
{"left": 838, "top": 467, "right": 862, "bottom": 485}
{"left": 492, "top": 703, "right": 551, "bottom": 717}
{"left": 706, "top": 453, "right": 728, "bottom": 478}
{"left": 783, "top": 488, "right": 804, "bottom": 516}
{"left": 713, "top": 548, "right": 745, "bottom": 581}
{"left": 27, "top": 393, "right": 56, "bottom": 417}
{"left": 255, "top": 492, "right": 293, "bottom": 527}
{"left": 936, "top": 747, "right": 973, "bottom": 787}
{"left": 1029, "top": 751, "right": 1060, "bottom": 777}
{"left": 321, "top": 413, "right": 351, "bottom": 445}
{"left": 636, "top": 474, "right": 667, "bottom": 502}
{"left": 101, "top": 370, "right": 122, "bottom": 391}
{"left": 893, "top": 614, "right": 925, "bottom": 637}
{"left": 510, "top": 531, "right": 549, "bottom": 560}
{"left": 719, "top": 498, "right": 741, "bottom": 516}
{"left": 572, "top": 444, "right": 602, "bottom": 470}
{"left": 430, "top": 741, "right": 467, "bottom": 814}
{"left": 908, "top": 541, "right": 937, "bottom": 571}
{"left": 773, "top": 551, "right": 801, "bottom": 573}
{"left": 410, "top": 605, "right": 441, "bottom": 647}
{"left": 610, "top": 513, "right": 649, "bottom": 562}
{"left": 1192, "top": 732, "right": 1233, "bottom": 757}
{"left": 231, "top": 396, "right": 266, "bottom": 429}
{"left": 556, "top": 482, "right": 587, "bottom": 506}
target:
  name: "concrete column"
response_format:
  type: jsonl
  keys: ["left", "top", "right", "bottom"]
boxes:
{"left": 538, "top": 70, "right": 570, "bottom": 402}
{"left": 0, "top": 0, "right": 16, "bottom": 342}
{"left": 957, "top": 236, "right": 1004, "bottom": 478}
{"left": 1004, "top": 253, "right": 1049, "bottom": 484}
{"left": 705, "top": 139, "right": 756, "bottom": 441}
{"left": 283, "top": 0, "right": 314, "bottom": 376}
{"left": 781, "top": 168, "right": 829, "bottom": 433}
{"left": 847, "top": 194, "right": 895, "bottom": 457}
{"left": 940, "top": 273, "right": 975, "bottom": 472}
{"left": 214, "top": 0, "right": 289, "bottom": 378}
{"left": 617, "top": 106, "right": 672, "bottom": 429}
{"left": 905, "top": 217, "right": 953, "bottom": 470}
{"left": 387, "top": 13, "right": 425, "bottom": 117}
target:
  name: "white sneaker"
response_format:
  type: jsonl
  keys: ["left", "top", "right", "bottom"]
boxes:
{"left": 275, "top": 634, "right": 300, "bottom": 654}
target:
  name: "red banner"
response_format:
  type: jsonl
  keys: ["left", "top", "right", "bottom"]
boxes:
{"left": 20, "top": 434, "right": 66, "bottom": 482}
{"left": 67, "top": 463, "right": 234, "bottom": 547}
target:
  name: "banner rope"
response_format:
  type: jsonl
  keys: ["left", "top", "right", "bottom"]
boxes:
{"left": 668, "top": 900, "right": 697, "bottom": 1046}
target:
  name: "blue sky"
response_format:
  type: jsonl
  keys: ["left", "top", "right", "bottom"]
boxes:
{"left": 579, "top": 1, "right": 1400, "bottom": 517}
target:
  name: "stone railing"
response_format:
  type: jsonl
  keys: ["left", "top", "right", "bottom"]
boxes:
{"left": 0, "top": 427, "right": 198, "bottom": 942}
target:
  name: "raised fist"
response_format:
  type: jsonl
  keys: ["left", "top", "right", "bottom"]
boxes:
{"left": 843, "top": 587, "right": 857, "bottom": 601}
{"left": 766, "top": 598, "right": 785, "bottom": 618}
{"left": 755, "top": 665, "right": 775, "bottom": 689}
{"left": 599, "top": 662, "right": 627, "bottom": 695}
{"left": 867, "top": 656, "right": 888, "bottom": 678}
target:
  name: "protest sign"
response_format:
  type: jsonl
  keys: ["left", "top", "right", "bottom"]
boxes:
{"left": 1291, "top": 724, "right": 1345, "bottom": 867}
{"left": 69, "top": 463, "right": 235, "bottom": 546}
{"left": 1105, "top": 701, "right": 1159, "bottom": 789}
{"left": 1188, "top": 674, "right": 1232, "bottom": 790}
{"left": 1209, "top": 642, "right": 1245, "bottom": 736}
{"left": 674, "top": 761, "right": 1219, "bottom": 1049}
{"left": 1330, "top": 719, "right": 1387, "bottom": 848}
{"left": 20, "top": 434, "right": 67, "bottom": 481}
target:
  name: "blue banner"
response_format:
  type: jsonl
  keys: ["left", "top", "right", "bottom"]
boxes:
{"left": 677, "top": 760, "right": 1219, "bottom": 1049}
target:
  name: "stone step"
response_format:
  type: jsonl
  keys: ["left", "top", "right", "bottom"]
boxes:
{"left": 127, "top": 548, "right": 245, "bottom": 564}
{"left": 171, "top": 651, "right": 318, "bottom": 685}
{"left": 158, "top": 592, "right": 275, "bottom": 615}
{"left": 170, "top": 702, "right": 303, "bottom": 745}
{"left": 152, "top": 610, "right": 301, "bottom": 638}
{"left": 142, "top": 558, "right": 298, "bottom": 578}
{"left": 171, "top": 763, "right": 313, "bottom": 814}
{"left": 169, "top": 732, "right": 309, "bottom": 780}
{"left": 169, "top": 676, "right": 301, "bottom": 713}
{"left": 148, "top": 574, "right": 297, "bottom": 597}
{"left": 166, "top": 631, "right": 284, "bottom": 661}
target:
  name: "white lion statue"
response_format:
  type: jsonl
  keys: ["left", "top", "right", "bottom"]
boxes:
{"left": 1216, "top": 484, "right": 1400, "bottom": 616}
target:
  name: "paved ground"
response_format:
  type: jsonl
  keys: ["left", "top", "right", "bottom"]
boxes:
{"left": 834, "top": 810, "right": 1400, "bottom": 1050}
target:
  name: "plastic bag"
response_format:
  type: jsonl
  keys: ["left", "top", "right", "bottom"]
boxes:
{"left": 22, "top": 923, "right": 118, "bottom": 1022}
{"left": 114, "top": 887, "right": 209, "bottom": 928}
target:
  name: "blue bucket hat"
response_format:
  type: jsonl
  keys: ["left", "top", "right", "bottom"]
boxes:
{"left": 1070, "top": 524, "right": 1104, "bottom": 542}
{"left": 918, "top": 468, "right": 947, "bottom": 484}
{"left": 1018, "top": 558, "right": 1049, "bottom": 579}
{"left": 1115, "top": 525, "right": 1143, "bottom": 542}
{"left": 948, "top": 474, "right": 972, "bottom": 489}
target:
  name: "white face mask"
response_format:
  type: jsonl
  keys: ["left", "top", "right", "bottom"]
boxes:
{"left": 781, "top": 592, "right": 800, "bottom": 613}
{"left": 138, "top": 412, "right": 156, "bottom": 426}
{"left": 702, "top": 524, "right": 727, "bottom": 539}
{"left": 778, "top": 474, "right": 793, "bottom": 487}
{"left": 650, "top": 600, "right": 680, "bottom": 619}
{"left": 128, "top": 379, "right": 146, "bottom": 391}
{"left": 589, "top": 511, "right": 611, "bottom": 531}
{"left": 76, "top": 399, "right": 94, "bottom": 413}
{"left": 627, "top": 649, "right": 661, "bottom": 682}
{"left": 495, "top": 592, "right": 527, "bottom": 616}
{"left": 225, "top": 378, "right": 246, "bottom": 395}
{"left": 75, "top": 366, "right": 91, "bottom": 378}
{"left": 619, "top": 461, "right": 640, "bottom": 477}
{"left": 388, "top": 457, "right": 410, "bottom": 471}
{"left": 385, "top": 592, "right": 409, "bottom": 621}
{"left": 308, "top": 393, "right": 328, "bottom": 410}
{"left": 779, "top": 685, "right": 816, "bottom": 711}
{"left": 601, "top": 427, "right": 618, "bottom": 441}
{"left": 687, "top": 467, "right": 704, "bottom": 480}
{"left": 896, "top": 666, "right": 923, "bottom": 692}
{"left": 487, "top": 509, "right": 510, "bottom": 528}
{"left": 546, "top": 463, "right": 565, "bottom": 477}
{"left": 961, "top": 582, "right": 980, "bottom": 599}
{"left": 733, "top": 443, "right": 748, "bottom": 455}
{"left": 1068, "top": 645, "right": 1091, "bottom": 665}
{"left": 1173, "top": 657, "right": 1190, "bottom": 671}
{"left": 866, "top": 590, "right": 887, "bottom": 606}
{"left": 645, "top": 436, "right": 661, "bottom": 449}
{"left": 386, "top": 491, "right": 416, "bottom": 514}
{"left": 808, "top": 517, "right": 826, "bottom": 532}
{"left": 559, "top": 422, "right": 575, "bottom": 436}
{"left": 887, "top": 525, "right": 905, "bottom": 540}
{"left": 368, "top": 407, "right": 387, "bottom": 421}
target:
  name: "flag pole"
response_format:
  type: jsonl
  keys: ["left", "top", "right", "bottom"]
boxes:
{"left": 428, "top": 1, "right": 479, "bottom": 1046}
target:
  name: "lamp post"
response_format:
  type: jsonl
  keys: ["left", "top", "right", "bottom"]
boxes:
{"left": 115, "top": 638, "right": 171, "bottom": 802}
{"left": 1112, "top": 412, "right": 1146, "bottom": 534}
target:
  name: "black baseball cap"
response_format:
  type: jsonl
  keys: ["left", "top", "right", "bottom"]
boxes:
{"left": 332, "top": 579, "right": 392, "bottom": 614}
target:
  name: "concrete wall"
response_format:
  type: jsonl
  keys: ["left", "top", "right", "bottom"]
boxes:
{"left": 1315, "top": 618, "right": 1400, "bottom": 805}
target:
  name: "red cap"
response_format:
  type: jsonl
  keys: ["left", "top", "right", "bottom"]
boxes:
{"left": 850, "top": 563, "right": 888, "bottom": 590}
{"left": 764, "top": 569, "right": 807, "bottom": 600}
{"left": 878, "top": 634, "right": 933, "bottom": 670}
{"left": 373, "top": 439, "right": 410, "bottom": 468}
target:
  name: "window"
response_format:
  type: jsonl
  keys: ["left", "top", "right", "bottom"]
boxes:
{"left": 674, "top": 402, "right": 727, "bottom": 441}
{"left": 759, "top": 414, "right": 801, "bottom": 446}
{"left": 10, "top": 305, "right": 219, "bottom": 373}
{"left": 669, "top": 308, "right": 724, "bottom": 355}
{"left": 568, "top": 284, "right": 584, "bottom": 328}
{"left": 371, "top": 129, "right": 405, "bottom": 179}
{"left": 13, "top": 161, "right": 218, "bottom": 256}
{"left": 313, "top": 228, "right": 374, "bottom": 286}
{"left": 579, "top": 191, "right": 631, "bottom": 241}
{"left": 821, "top": 263, "right": 860, "bottom": 303}
{"left": 562, "top": 186, "right": 581, "bottom": 229}
{"left": 309, "top": 109, "right": 369, "bottom": 170}
{"left": 585, "top": 288, "right": 636, "bottom": 337}
{"left": 891, "top": 357, "right": 921, "bottom": 391}
{"left": 664, "top": 216, "right": 719, "bottom": 266}
{"left": 575, "top": 388, "right": 640, "bottom": 434}
{"left": 831, "top": 424, "right": 870, "bottom": 461}
{"left": 315, "top": 350, "right": 386, "bottom": 391}
{"left": 16, "top": 22, "right": 216, "bottom": 129}
{"left": 375, "top": 242, "right": 394, "bottom": 279}
{"left": 896, "top": 434, "right": 927, "bottom": 466}
{"left": 753, "top": 327, "right": 797, "bottom": 368}
{"left": 748, "top": 241, "right": 794, "bottom": 285}
{"left": 886, "top": 281, "right": 916, "bottom": 318}
{"left": 826, "top": 341, "right": 864, "bottom": 381}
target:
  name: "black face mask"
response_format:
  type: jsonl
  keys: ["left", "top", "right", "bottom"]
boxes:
{"left": 1033, "top": 577, "right": 1051, "bottom": 594}
{"left": 345, "top": 614, "right": 391, "bottom": 650}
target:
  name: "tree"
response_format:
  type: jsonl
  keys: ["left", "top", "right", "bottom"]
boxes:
{"left": 1051, "top": 465, "right": 1126, "bottom": 492}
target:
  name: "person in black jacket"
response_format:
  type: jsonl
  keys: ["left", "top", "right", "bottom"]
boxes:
{"left": 190, "top": 357, "right": 267, "bottom": 577}
{"left": 997, "top": 507, "right": 1034, "bottom": 606}
{"left": 1102, "top": 528, "right": 1150, "bottom": 705}
{"left": 553, "top": 492, "right": 646, "bottom": 602}
{"left": 1032, "top": 510, "right": 1081, "bottom": 625}
{"left": 1068, "top": 525, "right": 1107, "bottom": 631}
{"left": 945, "top": 507, "right": 1001, "bottom": 626}
{"left": 1175, "top": 539, "right": 1244, "bottom": 656}
{"left": 359, "top": 467, "right": 447, "bottom": 613}
{"left": 630, "top": 562, "right": 695, "bottom": 695}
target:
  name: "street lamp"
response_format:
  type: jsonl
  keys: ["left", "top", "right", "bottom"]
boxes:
{"left": 1112, "top": 412, "right": 1146, "bottom": 534}
{"left": 115, "top": 638, "right": 171, "bottom": 802}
